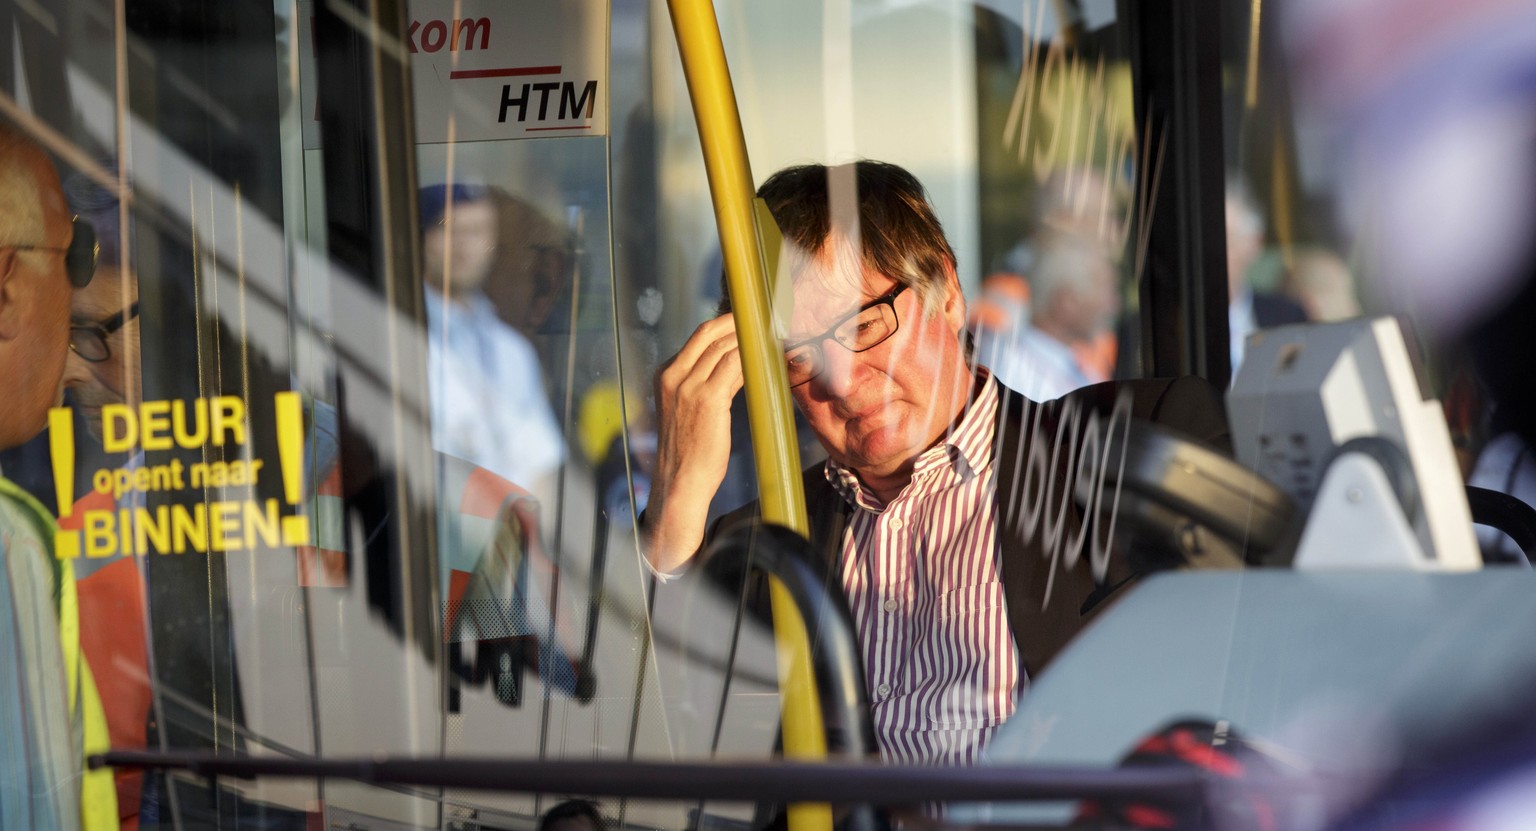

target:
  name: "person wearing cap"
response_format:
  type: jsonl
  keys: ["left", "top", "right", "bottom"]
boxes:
{"left": 419, "top": 183, "right": 564, "bottom": 491}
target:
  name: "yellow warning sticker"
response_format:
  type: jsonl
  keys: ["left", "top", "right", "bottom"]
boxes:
{"left": 50, "top": 392, "right": 312, "bottom": 558}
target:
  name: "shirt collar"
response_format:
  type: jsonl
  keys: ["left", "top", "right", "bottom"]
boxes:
{"left": 425, "top": 287, "right": 497, "bottom": 321}
{"left": 825, "top": 367, "right": 1000, "bottom": 509}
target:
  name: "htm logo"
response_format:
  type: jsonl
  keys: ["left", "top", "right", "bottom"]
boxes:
{"left": 499, "top": 81, "right": 598, "bottom": 124}
{"left": 408, "top": 17, "right": 490, "bottom": 53}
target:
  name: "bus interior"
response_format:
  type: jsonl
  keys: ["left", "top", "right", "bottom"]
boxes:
{"left": 4, "top": 0, "right": 1536, "bottom": 829}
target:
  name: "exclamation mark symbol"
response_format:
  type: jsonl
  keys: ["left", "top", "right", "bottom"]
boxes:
{"left": 48, "top": 408, "right": 80, "bottom": 559}
{"left": 275, "top": 392, "right": 310, "bottom": 546}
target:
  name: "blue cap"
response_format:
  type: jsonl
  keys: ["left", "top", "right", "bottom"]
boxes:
{"left": 418, "top": 182, "right": 491, "bottom": 230}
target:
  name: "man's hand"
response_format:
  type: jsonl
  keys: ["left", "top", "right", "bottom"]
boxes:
{"left": 645, "top": 314, "right": 744, "bottom": 574}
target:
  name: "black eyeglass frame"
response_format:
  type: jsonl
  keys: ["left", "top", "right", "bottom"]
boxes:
{"left": 5, "top": 216, "right": 99, "bottom": 288}
{"left": 781, "top": 283, "right": 908, "bottom": 388}
{"left": 70, "top": 301, "right": 141, "bottom": 363}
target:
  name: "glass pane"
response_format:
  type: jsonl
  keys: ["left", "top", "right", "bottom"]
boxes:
{"left": 656, "top": 0, "right": 1145, "bottom": 411}
{"left": 1181, "top": 0, "right": 1536, "bottom": 826}
{"left": 1221, "top": 0, "right": 1536, "bottom": 550}
{"left": 31, "top": 0, "right": 1536, "bottom": 826}
{"left": 0, "top": 0, "right": 1188, "bottom": 827}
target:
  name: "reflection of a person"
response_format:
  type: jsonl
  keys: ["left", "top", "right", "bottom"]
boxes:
{"left": 52, "top": 174, "right": 346, "bottom": 829}
{"left": 645, "top": 161, "right": 1228, "bottom": 767}
{"left": 973, "top": 168, "right": 1126, "bottom": 398}
{"left": 1226, "top": 177, "right": 1307, "bottom": 374}
{"left": 1283, "top": 247, "right": 1362, "bottom": 322}
{"left": 0, "top": 123, "right": 116, "bottom": 829}
{"left": 539, "top": 799, "right": 607, "bottom": 831}
{"left": 55, "top": 175, "right": 155, "bottom": 829}
{"left": 975, "top": 230, "right": 1120, "bottom": 400}
{"left": 420, "top": 183, "right": 564, "bottom": 489}
{"left": 62, "top": 200, "right": 141, "bottom": 440}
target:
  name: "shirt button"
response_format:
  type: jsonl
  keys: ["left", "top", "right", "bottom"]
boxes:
{"left": 882, "top": 598, "right": 899, "bottom": 613}
{"left": 876, "top": 683, "right": 891, "bottom": 699}
{"left": 888, "top": 517, "right": 905, "bottom": 531}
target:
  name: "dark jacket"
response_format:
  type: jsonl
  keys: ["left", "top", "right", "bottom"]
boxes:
{"left": 697, "top": 376, "right": 1232, "bottom": 680}
{"left": 1253, "top": 291, "right": 1309, "bottom": 329}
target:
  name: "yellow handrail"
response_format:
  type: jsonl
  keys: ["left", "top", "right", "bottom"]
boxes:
{"left": 664, "top": 3, "right": 828, "bottom": 831}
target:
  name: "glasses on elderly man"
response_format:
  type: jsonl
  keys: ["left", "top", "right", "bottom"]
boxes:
{"left": 782, "top": 284, "right": 907, "bottom": 387}
{"left": 2, "top": 216, "right": 98, "bottom": 288}
{"left": 70, "top": 302, "right": 140, "bottom": 363}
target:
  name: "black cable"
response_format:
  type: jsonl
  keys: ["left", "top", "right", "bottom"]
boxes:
{"left": 1499, "top": 439, "right": 1530, "bottom": 564}
{"left": 1467, "top": 485, "right": 1536, "bottom": 567}
{"left": 616, "top": 570, "right": 660, "bottom": 831}
{"left": 694, "top": 521, "right": 753, "bottom": 829}
{"left": 579, "top": 474, "right": 609, "bottom": 687}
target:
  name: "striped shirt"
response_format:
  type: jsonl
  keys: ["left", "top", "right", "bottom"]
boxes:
{"left": 827, "top": 372, "right": 1018, "bottom": 766}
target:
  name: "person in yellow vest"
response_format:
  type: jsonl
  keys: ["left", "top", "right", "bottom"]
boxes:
{"left": 0, "top": 120, "right": 116, "bottom": 829}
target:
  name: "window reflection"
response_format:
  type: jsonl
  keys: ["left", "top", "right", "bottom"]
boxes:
{"left": 27, "top": 0, "right": 1536, "bottom": 826}
{"left": 972, "top": 169, "right": 1127, "bottom": 400}
{"left": 420, "top": 182, "right": 565, "bottom": 492}
{"left": 1223, "top": 174, "right": 1308, "bottom": 375}
{"left": 53, "top": 173, "right": 156, "bottom": 828}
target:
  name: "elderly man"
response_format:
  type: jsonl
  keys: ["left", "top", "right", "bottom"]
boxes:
{"left": 976, "top": 230, "right": 1121, "bottom": 400}
{"left": 0, "top": 122, "right": 115, "bottom": 828}
{"left": 645, "top": 160, "right": 1226, "bottom": 767}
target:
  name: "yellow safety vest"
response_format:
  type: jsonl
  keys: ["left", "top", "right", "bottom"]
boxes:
{"left": 60, "top": 554, "right": 120, "bottom": 831}
{"left": 2, "top": 478, "right": 119, "bottom": 830}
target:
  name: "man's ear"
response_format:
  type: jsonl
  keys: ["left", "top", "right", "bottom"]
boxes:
{"left": 940, "top": 261, "right": 966, "bottom": 332}
{"left": 0, "top": 248, "right": 19, "bottom": 341}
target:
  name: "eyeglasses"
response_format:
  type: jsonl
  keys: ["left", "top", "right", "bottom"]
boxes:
{"left": 783, "top": 284, "right": 906, "bottom": 387}
{"left": 70, "top": 302, "right": 140, "bottom": 363}
{"left": 4, "top": 216, "right": 99, "bottom": 288}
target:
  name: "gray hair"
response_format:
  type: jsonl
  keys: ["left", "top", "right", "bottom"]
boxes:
{"left": 1225, "top": 172, "right": 1265, "bottom": 238}
{"left": 1027, "top": 230, "right": 1110, "bottom": 317}
{"left": 0, "top": 123, "right": 50, "bottom": 245}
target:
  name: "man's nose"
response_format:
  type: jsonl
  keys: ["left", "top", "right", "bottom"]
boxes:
{"left": 61, "top": 346, "right": 93, "bottom": 390}
{"left": 813, "top": 342, "right": 863, "bottom": 398}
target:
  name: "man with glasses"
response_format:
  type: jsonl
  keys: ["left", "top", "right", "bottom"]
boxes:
{"left": 0, "top": 121, "right": 116, "bottom": 829}
{"left": 54, "top": 177, "right": 155, "bottom": 829}
{"left": 61, "top": 245, "right": 140, "bottom": 442}
{"left": 644, "top": 161, "right": 1227, "bottom": 768}
{"left": 0, "top": 134, "right": 90, "bottom": 446}
{"left": 52, "top": 175, "right": 350, "bottom": 828}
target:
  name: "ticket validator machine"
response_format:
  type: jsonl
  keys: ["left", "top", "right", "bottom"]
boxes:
{"left": 1228, "top": 317, "right": 1480, "bottom": 570}
{"left": 972, "top": 317, "right": 1513, "bottom": 828}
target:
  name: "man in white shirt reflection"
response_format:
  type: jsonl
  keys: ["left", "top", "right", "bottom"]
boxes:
{"left": 420, "top": 183, "right": 564, "bottom": 490}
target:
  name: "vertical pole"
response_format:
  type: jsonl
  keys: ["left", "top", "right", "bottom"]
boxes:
{"left": 664, "top": 3, "right": 830, "bottom": 831}
{"left": 1124, "top": 0, "right": 1230, "bottom": 387}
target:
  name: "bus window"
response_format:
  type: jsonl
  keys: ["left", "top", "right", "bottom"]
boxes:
{"left": 653, "top": 0, "right": 1149, "bottom": 411}
{"left": 15, "top": 0, "right": 1536, "bottom": 828}
{"left": 1220, "top": 0, "right": 1536, "bottom": 555}
{"left": 0, "top": 1, "right": 1204, "bottom": 827}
